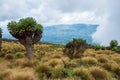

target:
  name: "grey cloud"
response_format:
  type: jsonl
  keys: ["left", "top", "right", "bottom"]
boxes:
{"left": 47, "top": 0, "right": 106, "bottom": 13}
{"left": 92, "top": 0, "right": 120, "bottom": 45}
{"left": 0, "top": 0, "right": 41, "bottom": 21}
{"left": 0, "top": 0, "right": 27, "bottom": 21}
{"left": 0, "top": 0, "right": 120, "bottom": 45}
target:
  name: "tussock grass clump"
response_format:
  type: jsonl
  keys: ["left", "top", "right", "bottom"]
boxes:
{"left": 97, "top": 57, "right": 108, "bottom": 63}
{"left": 3, "top": 68, "right": 38, "bottom": 80}
{"left": 4, "top": 54, "right": 14, "bottom": 60}
{"left": 36, "top": 63, "right": 52, "bottom": 78}
{"left": 81, "top": 57, "right": 98, "bottom": 65}
{"left": 14, "top": 52, "right": 25, "bottom": 58}
{"left": 73, "top": 67, "right": 93, "bottom": 80}
{"left": 0, "top": 70, "right": 10, "bottom": 80}
{"left": 102, "top": 63, "right": 112, "bottom": 71}
{"left": 64, "top": 60, "right": 78, "bottom": 68}
{"left": 51, "top": 53, "right": 63, "bottom": 58}
{"left": 84, "top": 49, "right": 96, "bottom": 57}
{"left": 13, "top": 59, "right": 39, "bottom": 68}
{"left": 89, "top": 67, "right": 109, "bottom": 80}
{"left": 111, "top": 54, "right": 120, "bottom": 63}
{"left": 0, "top": 59, "right": 11, "bottom": 70}
{"left": 41, "top": 56, "right": 50, "bottom": 62}
{"left": 51, "top": 66, "right": 63, "bottom": 78}
{"left": 111, "top": 62, "right": 120, "bottom": 75}
{"left": 48, "top": 59, "right": 64, "bottom": 68}
{"left": 35, "top": 52, "right": 45, "bottom": 60}
{"left": 2, "top": 42, "right": 25, "bottom": 54}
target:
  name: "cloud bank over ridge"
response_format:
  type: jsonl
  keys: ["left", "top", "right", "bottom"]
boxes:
{"left": 0, "top": 0, "right": 120, "bottom": 45}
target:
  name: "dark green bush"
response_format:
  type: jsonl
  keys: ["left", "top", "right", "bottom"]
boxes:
{"left": 110, "top": 40, "right": 118, "bottom": 49}
{"left": 109, "top": 40, "right": 120, "bottom": 53}
{"left": 63, "top": 38, "right": 87, "bottom": 58}
{"left": 112, "top": 47, "right": 118, "bottom": 51}
{"left": 94, "top": 44, "right": 101, "bottom": 50}
{"left": 115, "top": 47, "right": 120, "bottom": 53}
{"left": 94, "top": 44, "right": 105, "bottom": 50}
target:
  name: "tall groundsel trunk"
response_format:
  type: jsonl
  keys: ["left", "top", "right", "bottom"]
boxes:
{"left": 19, "top": 37, "right": 34, "bottom": 60}
{"left": 24, "top": 37, "right": 34, "bottom": 60}
{"left": 25, "top": 44, "right": 34, "bottom": 60}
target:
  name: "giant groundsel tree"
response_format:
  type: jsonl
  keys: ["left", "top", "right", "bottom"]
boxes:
{"left": 7, "top": 17, "right": 43, "bottom": 59}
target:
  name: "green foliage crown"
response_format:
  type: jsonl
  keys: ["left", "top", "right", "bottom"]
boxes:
{"left": 7, "top": 17, "right": 43, "bottom": 34}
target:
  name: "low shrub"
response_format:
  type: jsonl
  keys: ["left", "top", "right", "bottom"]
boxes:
{"left": 63, "top": 38, "right": 87, "bottom": 58}
{"left": 110, "top": 40, "right": 118, "bottom": 49}
{"left": 112, "top": 47, "right": 120, "bottom": 53}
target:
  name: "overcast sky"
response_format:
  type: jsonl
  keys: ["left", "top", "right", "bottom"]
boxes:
{"left": 0, "top": 0, "right": 120, "bottom": 45}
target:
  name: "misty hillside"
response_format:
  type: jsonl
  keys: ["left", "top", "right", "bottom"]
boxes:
{"left": 2, "top": 24, "right": 98, "bottom": 45}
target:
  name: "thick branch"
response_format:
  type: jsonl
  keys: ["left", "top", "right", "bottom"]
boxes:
{"left": 10, "top": 31, "right": 34, "bottom": 39}
{"left": 33, "top": 32, "right": 42, "bottom": 44}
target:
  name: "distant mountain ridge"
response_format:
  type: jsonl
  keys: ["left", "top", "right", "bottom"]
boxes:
{"left": 2, "top": 24, "right": 98, "bottom": 45}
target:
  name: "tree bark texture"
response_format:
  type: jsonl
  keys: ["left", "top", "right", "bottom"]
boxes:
{"left": 19, "top": 37, "right": 34, "bottom": 60}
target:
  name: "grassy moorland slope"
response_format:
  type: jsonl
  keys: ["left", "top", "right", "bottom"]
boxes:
{"left": 0, "top": 41, "right": 120, "bottom": 80}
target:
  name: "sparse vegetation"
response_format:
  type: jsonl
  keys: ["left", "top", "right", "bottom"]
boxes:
{"left": 0, "top": 39, "right": 120, "bottom": 80}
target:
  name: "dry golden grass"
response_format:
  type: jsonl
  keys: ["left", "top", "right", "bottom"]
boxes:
{"left": 47, "top": 58, "right": 64, "bottom": 68}
{"left": 0, "top": 59, "right": 11, "bottom": 70}
{"left": 89, "top": 67, "right": 109, "bottom": 80}
{"left": 0, "top": 41, "right": 120, "bottom": 80}
{"left": 73, "top": 67, "right": 93, "bottom": 80}
{"left": 97, "top": 56, "right": 109, "bottom": 63}
{"left": 3, "top": 68, "right": 38, "bottom": 80}
{"left": 81, "top": 56, "right": 98, "bottom": 65}
{"left": 84, "top": 49, "right": 97, "bottom": 57}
